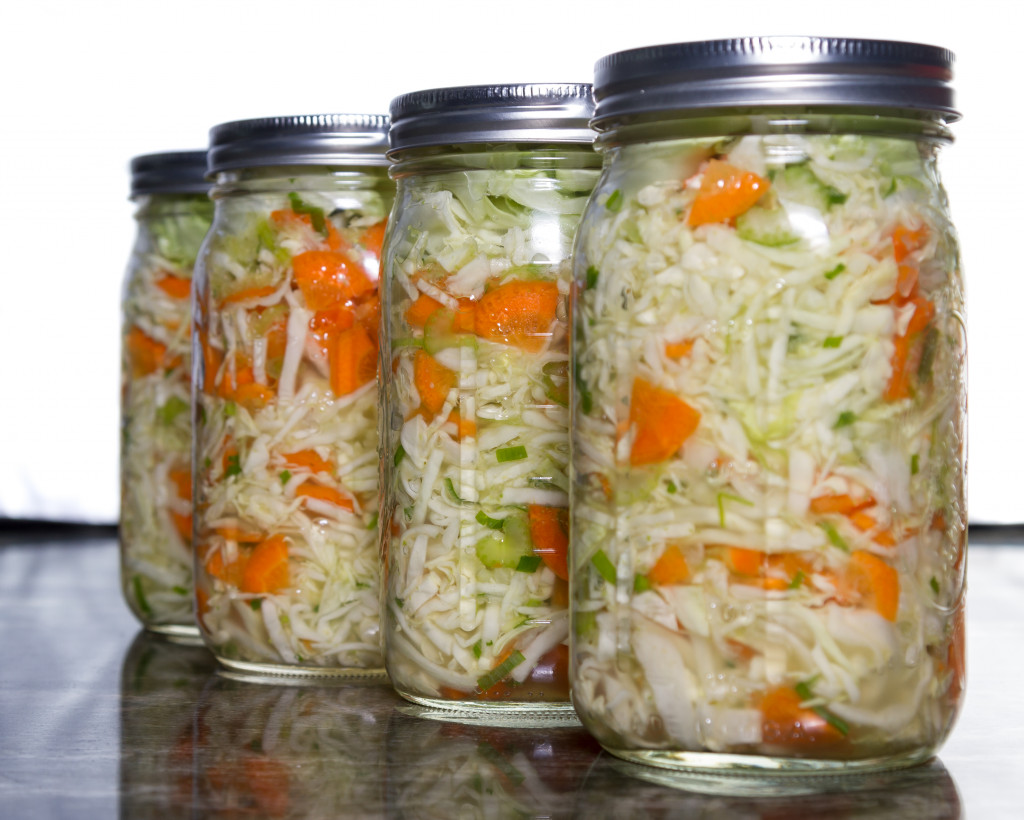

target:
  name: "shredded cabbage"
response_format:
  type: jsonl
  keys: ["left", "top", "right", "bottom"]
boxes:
{"left": 571, "top": 134, "right": 966, "bottom": 760}
{"left": 382, "top": 155, "right": 599, "bottom": 705}
{"left": 194, "top": 174, "right": 391, "bottom": 671}
{"left": 120, "top": 194, "right": 213, "bottom": 630}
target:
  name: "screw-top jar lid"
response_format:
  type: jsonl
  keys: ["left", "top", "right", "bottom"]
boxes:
{"left": 130, "top": 151, "right": 209, "bottom": 197}
{"left": 592, "top": 37, "right": 959, "bottom": 129}
{"left": 387, "top": 84, "right": 595, "bottom": 154}
{"left": 206, "top": 114, "right": 391, "bottom": 174}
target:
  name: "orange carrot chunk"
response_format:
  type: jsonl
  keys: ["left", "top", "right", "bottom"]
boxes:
{"left": 848, "top": 550, "right": 900, "bottom": 621}
{"left": 726, "top": 547, "right": 763, "bottom": 577}
{"left": 474, "top": 280, "right": 559, "bottom": 353}
{"left": 241, "top": 534, "right": 290, "bottom": 594}
{"left": 126, "top": 326, "right": 168, "bottom": 377}
{"left": 294, "top": 482, "right": 354, "bottom": 512}
{"left": 628, "top": 377, "right": 701, "bottom": 466}
{"left": 809, "top": 493, "right": 875, "bottom": 516}
{"left": 528, "top": 505, "right": 570, "bottom": 581}
{"left": 648, "top": 544, "right": 690, "bottom": 586}
{"left": 282, "top": 449, "right": 334, "bottom": 475}
{"left": 405, "top": 294, "right": 445, "bottom": 328}
{"left": 360, "top": 220, "right": 387, "bottom": 262}
{"left": 892, "top": 224, "right": 928, "bottom": 263}
{"left": 293, "top": 250, "right": 375, "bottom": 310}
{"left": 204, "top": 548, "right": 249, "bottom": 587}
{"left": 761, "top": 686, "right": 845, "bottom": 748}
{"left": 413, "top": 349, "right": 457, "bottom": 417}
{"left": 329, "top": 323, "right": 377, "bottom": 396}
{"left": 687, "top": 159, "right": 770, "bottom": 226}
{"left": 168, "top": 466, "right": 192, "bottom": 502}
{"left": 155, "top": 274, "right": 192, "bottom": 299}
{"left": 664, "top": 339, "right": 695, "bottom": 360}
{"left": 219, "top": 285, "right": 278, "bottom": 307}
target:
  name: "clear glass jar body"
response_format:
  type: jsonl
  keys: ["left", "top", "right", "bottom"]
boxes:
{"left": 192, "top": 166, "right": 393, "bottom": 676}
{"left": 381, "top": 147, "right": 601, "bottom": 712}
{"left": 120, "top": 192, "right": 213, "bottom": 638}
{"left": 570, "top": 114, "right": 966, "bottom": 772}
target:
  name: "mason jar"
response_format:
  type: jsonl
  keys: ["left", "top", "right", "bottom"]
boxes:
{"left": 193, "top": 115, "right": 393, "bottom": 676}
{"left": 120, "top": 151, "right": 212, "bottom": 639}
{"left": 570, "top": 38, "right": 966, "bottom": 772}
{"left": 381, "top": 85, "right": 600, "bottom": 713}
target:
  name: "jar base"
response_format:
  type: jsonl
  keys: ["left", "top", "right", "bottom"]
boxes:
{"left": 602, "top": 745, "right": 936, "bottom": 793}
{"left": 145, "top": 622, "right": 203, "bottom": 646}
{"left": 396, "top": 691, "right": 580, "bottom": 727}
{"left": 215, "top": 655, "right": 388, "bottom": 684}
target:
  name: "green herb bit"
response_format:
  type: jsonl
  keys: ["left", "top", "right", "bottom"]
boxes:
{"left": 394, "top": 444, "right": 406, "bottom": 467}
{"left": 575, "top": 361, "right": 594, "bottom": 415}
{"left": 716, "top": 492, "right": 754, "bottom": 528}
{"left": 575, "top": 610, "right": 597, "bottom": 636}
{"left": 823, "top": 336, "right": 843, "bottom": 349}
{"left": 665, "top": 480, "right": 678, "bottom": 494}
{"left": 224, "top": 454, "right": 242, "bottom": 478}
{"left": 476, "top": 510, "right": 505, "bottom": 530}
{"left": 634, "top": 574, "right": 652, "bottom": 593}
{"left": 516, "top": 555, "right": 542, "bottom": 573}
{"left": 223, "top": 400, "right": 237, "bottom": 418}
{"left": 496, "top": 445, "right": 527, "bottom": 463}
{"left": 287, "top": 192, "right": 327, "bottom": 236}
{"left": 591, "top": 549, "right": 617, "bottom": 584}
{"left": 279, "top": 470, "right": 292, "bottom": 485}
{"left": 444, "top": 477, "right": 473, "bottom": 505}
{"left": 930, "top": 576, "right": 940, "bottom": 594}
{"left": 172, "top": 585, "right": 189, "bottom": 596}
{"left": 472, "top": 640, "right": 483, "bottom": 660}
{"left": 819, "top": 520, "right": 849, "bottom": 552}
{"left": 249, "top": 599, "right": 262, "bottom": 611}
{"left": 910, "top": 454, "right": 920, "bottom": 475}
{"left": 824, "top": 263, "right": 846, "bottom": 280}
{"left": 585, "top": 265, "right": 599, "bottom": 289}
{"left": 395, "top": 597, "right": 405, "bottom": 609}
{"left": 132, "top": 576, "right": 153, "bottom": 618}
{"left": 157, "top": 396, "right": 189, "bottom": 426}
{"left": 605, "top": 189, "right": 623, "bottom": 212}
{"left": 788, "top": 570, "right": 806, "bottom": 590}
{"left": 366, "top": 511, "right": 379, "bottom": 530}
{"left": 476, "top": 650, "right": 525, "bottom": 692}
{"left": 834, "top": 411, "right": 856, "bottom": 429}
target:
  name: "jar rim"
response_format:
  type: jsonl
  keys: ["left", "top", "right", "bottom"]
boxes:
{"left": 207, "top": 114, "right": 391, "bottom": 175}
{"left": 129, "top": 151, "right": 209, "bottom": 197}
{"left": 592, "top": 37, "right": 960, "bottom": 128}
{"left": 387, "top": 84, "right": 595, "bottom": 154}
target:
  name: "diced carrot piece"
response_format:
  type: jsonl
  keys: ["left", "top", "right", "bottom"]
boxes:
{"left": 809, "top": 493, "right": 875, "bottom": 516}
{"left": 270, "top": 207, "right": 344, "bottom": 251}
{"left": 204, "top": 548, "right": 248, "bottom": 587}
{"left": 155, "top": 274, "right": 192, "bottom": 299}
{"left": 168, "top": 466, "right": 192, "bottom": 501}
{"left": 233, "top": 382, "right": 275, "bottom": 410}
{"left": 848, "top": 550, "right": 900, "bottom": 621}
{"left": 896, "top": 264, "right": 919, "bottom": 299}
{"left": 761, "top": 686, "right": 845, "bottom": 747}
{"left": 885, "top": 332, "right": 913, "bottom": 402}
{"left": 294, "top": 482, "right": 354, "bottom": 512}
{"left": 664, "top": 339, "right": 694, "bottom": 360}
{"left": 241, "top": 534, "right": 290, "bottom": 594}
{"left": 528, "top": 505, "right": 569, "bottom": 581}
{"left": 213, "top": 525, "right": 263, "bottom": 544}
{"left": 309, "top": 306, "right": 355, "bottom": 358}
{"left": 474, "top": 280, "right": 559, "bottom": 353}
{"left": 446, "top": 410, "right": 476, "bottom": 440}
{"left": 413, "top": 349, "right": 457, "bottom": 416}
{"left": 405, "top": 293, "right": 445, "bottom": 328}
{"left": 550, "top": 577, "right": 569, "bottom": 609}
{"left": 360, "top": 220, "right": 387, "bottom": 262}
{"left": 687, "top": 159, "right": 770, "bottom": 226}
{"left": 628, "top": 377, "right": 701, "bottom": 466}
{"left": 221, "top": 445, "right": 239, "bottom": 475}
{"left": 282, "top": 450, "right": 333, "bottom": 475}
{"left": 647, "top": 544, "right": 690, "bottom": 586}
{"left": 904, "top": 296, "right": 935, "bottom": 336}
{"left": 355, "top": 291, "right": 381, "bottom": 342}
{"left": 126, "top": 326, "right": 168, "bottom": 377}
{"left": 726, "top": 547, "right": 763, "bottom": 577}
{"left": 892, "top": 224, "right": 928, "bottom": 263}
{"left": 219, "top": 285, "right": 277, "bottom": 307}
{"left": 946, "top": 607, "right": 965, "bottom": 706}
{"left": 199, "top": 331, "right": 222, "bottom": 394}
{"left": 329, "top": 323, "right": 377, "bottom": 396}
{"left": 170, "top": 511, "right": 192, "bottom": 542}
{"left": 293, "top": 250, "right": 374, "bottom": 310}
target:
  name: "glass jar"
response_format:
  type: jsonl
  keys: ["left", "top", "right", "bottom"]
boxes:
{"left": 193, "top": 114, "right": 393, "bottom": 676}
{"left": 120, "top": 151, "right": 212, "bottom": 639}
{"left": 570, "top": 38, "right": 966, "bottom": 773}
{"left": 381, "top": 85, "right": 600, "bottom": 713}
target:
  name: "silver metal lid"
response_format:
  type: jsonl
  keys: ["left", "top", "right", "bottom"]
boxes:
{"left": 207, "top": 114, "right": 391, "bottom": 174}
{"left": 130, "top": 151, "right": 209, "bottom": 197}
{"left": 593, "top": 37, "right": 959, "bottom": 127}
{"left": 387, "top": 84, "right": 595, "bottom": 154}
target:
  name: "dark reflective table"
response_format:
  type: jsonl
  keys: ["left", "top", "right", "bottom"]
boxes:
{"left": 2, "top": 535, "right": 1023, "bottom": 818}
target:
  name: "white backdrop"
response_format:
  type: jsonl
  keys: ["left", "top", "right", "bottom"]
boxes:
{"left": 0, "top": 0, "right": 1017, "bottom": 523}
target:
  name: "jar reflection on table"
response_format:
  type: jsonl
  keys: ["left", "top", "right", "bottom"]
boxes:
{"left": 192, "top": 115, "right": 393, "bottom": 676}
{"left": 575, "top": 754, "right": 961, "bottom": 819}
{"left": 120, "top": 152, "right": 212, "bottom": 639}
{"left": 119, "top": 631, "right": 217, "bottom": 819}
{"left": 195, "top": 676, "right": 399, "bottom": 818}
{"left": 385, "top": 711, "right": 602, "bottom": 819}
{"left": 570, "top": 38, "right": 966, "bottom": 773}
